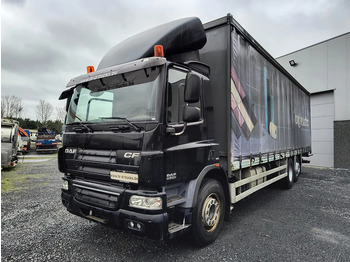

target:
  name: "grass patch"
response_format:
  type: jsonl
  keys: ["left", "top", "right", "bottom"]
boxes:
{"left": 1, "top": 175, "right": 26, "bottom": 193}
{"left": 1, "top": 171, "right": 47, "bottom": 193}
{"left": 1, "top": 178, "right": 16, "bottom": 192}
{"left": 17, "top": 155, "right": 57, "bottom": 160}
{"left": 304, "top": 165, "right": 331, "bottom": 170}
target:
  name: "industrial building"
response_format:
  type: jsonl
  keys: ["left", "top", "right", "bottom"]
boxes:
{"left": 277, "top": 32, "right": 350, "bottom": 168}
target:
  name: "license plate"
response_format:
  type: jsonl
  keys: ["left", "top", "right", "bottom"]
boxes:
{"left": 110, "top": 171, "right": 138, "bottom": 184}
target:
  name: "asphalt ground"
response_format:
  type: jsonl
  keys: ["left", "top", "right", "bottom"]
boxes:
{"left": 1, "top": 156, "right": 350, "bottom": 261}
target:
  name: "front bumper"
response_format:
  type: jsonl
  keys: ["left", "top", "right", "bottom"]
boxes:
{"left": 61, "top": 181, "right": 169, "bottom": 240}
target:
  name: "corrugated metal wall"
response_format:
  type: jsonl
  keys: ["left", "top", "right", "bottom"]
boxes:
{"left": 276, "top": 32, "right": 350, "bottom": 168}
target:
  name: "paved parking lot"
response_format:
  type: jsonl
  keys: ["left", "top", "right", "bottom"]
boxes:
{"left": 1, "top": 158, "right": 350, "bottom": 261}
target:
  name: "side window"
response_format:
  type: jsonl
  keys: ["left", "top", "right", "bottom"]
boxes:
{"left": 167, "top": 68, "right": 201, "bottom": 124}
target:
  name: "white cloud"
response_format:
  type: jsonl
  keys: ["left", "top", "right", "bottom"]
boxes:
{"left": 2, "top": 0, "right": 350, "bottom": 120}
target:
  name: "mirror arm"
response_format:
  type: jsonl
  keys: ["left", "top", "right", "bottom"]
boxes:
{"left": 166, "top": 123, "right": 187, "bottom": 136}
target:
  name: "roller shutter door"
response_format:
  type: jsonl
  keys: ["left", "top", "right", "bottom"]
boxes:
{"left": 309, "top": 91, "right": 334, "bottom": 167}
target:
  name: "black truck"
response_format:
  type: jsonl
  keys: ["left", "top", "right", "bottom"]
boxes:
{"left": 58, "top": 14, "right": 311, "bottom": 246}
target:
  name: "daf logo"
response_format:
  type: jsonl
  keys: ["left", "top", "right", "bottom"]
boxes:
{"left": 65, "top": 148, "right": 77, "bottom": 154}
{"left": 124, "top": 152, "right": 140, "bottom": 158}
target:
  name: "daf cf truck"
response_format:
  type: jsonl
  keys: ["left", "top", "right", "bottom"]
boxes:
{"left": 58, "top": 14, "right": 311, "bottom": 246}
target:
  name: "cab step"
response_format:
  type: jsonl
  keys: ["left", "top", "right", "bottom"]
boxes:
{"left": 168, "top": 222, "right": 190, "bottom": 234}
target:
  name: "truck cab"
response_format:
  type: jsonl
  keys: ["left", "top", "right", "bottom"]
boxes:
{"left": 58, "top": 52, "right": 223, "bottom": 242}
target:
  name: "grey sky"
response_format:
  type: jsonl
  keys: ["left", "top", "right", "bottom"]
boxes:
{"left": 2, "top": 0, "right": 349, "bottom": 120}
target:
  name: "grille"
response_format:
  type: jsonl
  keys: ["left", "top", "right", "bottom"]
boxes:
{"left": 73, "top": 180, "right": 124, "bottom": 210}
{"left": 66, "top": 148, "right": 139, "bottom": 181}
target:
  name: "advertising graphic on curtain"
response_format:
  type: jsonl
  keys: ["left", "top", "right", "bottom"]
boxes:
{"left": 230, "top": 30, "right": 311, "bottom": 163}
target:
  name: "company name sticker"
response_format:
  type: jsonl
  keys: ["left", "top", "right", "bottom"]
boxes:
{"left": 110, "top": 171, "right": 138, "bottom": 184}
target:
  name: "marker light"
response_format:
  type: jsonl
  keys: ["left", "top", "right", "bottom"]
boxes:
{"left": 154, "top": 45, "right": 164, "bottom": 57}
{"left": 87, "top": 66, "right": 95, "bottom": 73}
{"left": 62, "top": 180, "right": 69, "bottom": 191}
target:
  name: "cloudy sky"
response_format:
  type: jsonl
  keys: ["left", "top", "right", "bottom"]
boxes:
{"left": 2, "top": 0, "right": 350, "bottom": 120}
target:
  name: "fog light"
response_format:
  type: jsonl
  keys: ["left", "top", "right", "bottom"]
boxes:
{"left": 62, "top": 180, "right": 69, "bottom": 190}
{"left": 126, "top": 220, "right": 144, "bottom": 232}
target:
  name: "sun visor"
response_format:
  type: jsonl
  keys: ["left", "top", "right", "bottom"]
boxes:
{"left": 97, "top": 17, "right": 206, "bottom": 70}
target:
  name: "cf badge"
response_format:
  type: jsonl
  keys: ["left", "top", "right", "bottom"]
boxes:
{"left": 124, "top": 152, "right": 140, "bottom": 158}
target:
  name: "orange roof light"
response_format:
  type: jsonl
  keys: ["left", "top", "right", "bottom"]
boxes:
{"left": 154, "top": 45, "right": 164, "bottom": 57}
{"left": 87, "top": 66, "right": 95, "bottom": 73}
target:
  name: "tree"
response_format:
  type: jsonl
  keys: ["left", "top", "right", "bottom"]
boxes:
{"left": 10, "top": 117, "right": 40, "bottom": 129}
{"left": 1, "top": 95, "right": 24, "bottom": 118}
{"left": 56, "top": 106, "right": 66, "bottom": 123}
{"left": 36, "top": 100, "right": 53, "bottom": 124}
{"left": 46, "top": 120, "right": 63, "bottom": 134}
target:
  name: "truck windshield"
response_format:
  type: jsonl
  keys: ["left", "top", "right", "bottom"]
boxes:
{"left": 66, "top": 67, "right": 162, "bottom": 124}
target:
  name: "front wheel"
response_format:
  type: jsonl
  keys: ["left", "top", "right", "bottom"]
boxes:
{"left": 191, "top": 179, "right": 225, "bottom": 247}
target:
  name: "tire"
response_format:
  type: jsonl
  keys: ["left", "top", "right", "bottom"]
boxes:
{"left": 191, "top": 179, "right": 225, "bottom": 247}
{"left": 285, "top": 158, "right": 295, "bottom": 189}
{"left": 294, "top": 155, "right": 302, "bottom": 182}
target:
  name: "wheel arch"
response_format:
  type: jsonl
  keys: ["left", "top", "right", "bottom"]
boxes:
{"left": 191, "top": 166, "right": 231, "bottom": 222}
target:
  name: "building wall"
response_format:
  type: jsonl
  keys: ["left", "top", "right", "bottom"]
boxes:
{"left": 276, "top": 32, "right": 350, "bottom": 168}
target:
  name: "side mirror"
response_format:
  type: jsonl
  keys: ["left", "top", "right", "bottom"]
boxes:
{"left": 59, "top": 88, "right": 73, "bottom": 100}
{"left": 59, "top": 88, "right": 74, "bottom": 112}
{"left": 183, "top": 106, "right": 200, "bottom": 123}
{"left": 185, "top": 72, "right": 201, "bottom": 103}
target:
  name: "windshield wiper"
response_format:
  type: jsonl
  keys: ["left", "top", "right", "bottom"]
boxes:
{"left": 71, "top": 122, "right": 94, "bottom": 133}
{"left": 100, "top": 117, "right": 142, "bottom": 132}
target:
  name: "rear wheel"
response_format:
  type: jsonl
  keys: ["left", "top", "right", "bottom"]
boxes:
{"left": 285, "top": 158, "right": 295, "bottom": 189}
{"left": 294, "top": 155, "right": 302, "bottom": 182}
{"left": 191, "top": 179, "right": 225, "bottom": 247}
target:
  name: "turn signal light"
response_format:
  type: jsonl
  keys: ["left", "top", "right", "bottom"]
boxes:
{"left": 154, "top": 45, "right": 164, "bottom": 57}
{"left": 87, "top": 66, "right": 95, "bottom": 73}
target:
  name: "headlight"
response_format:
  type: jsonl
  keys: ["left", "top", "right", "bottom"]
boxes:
{"left": 62, "top": 180, "right": 69, "bottom": 190}
{"left": 129, "top": 195, "right": 162, "bottom": 210}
